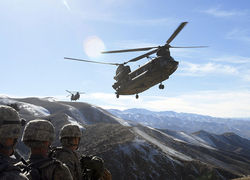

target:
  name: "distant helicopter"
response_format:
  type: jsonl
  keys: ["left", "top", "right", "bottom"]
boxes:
{"left": 66, "top": 90, "right": 85, "bottom": 101}
{"left": 65, "top": 22, "right": 207, "bottom": 99}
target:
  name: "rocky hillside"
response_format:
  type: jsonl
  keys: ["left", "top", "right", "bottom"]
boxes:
{"left": 1, "top": 96, "right": 250, "bottom": 180}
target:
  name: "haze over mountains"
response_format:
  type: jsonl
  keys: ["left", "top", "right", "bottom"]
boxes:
{"left": 108, "top": 108, "right": 250, "bottom": 140}
{"left": 0, "top": 96, "right": 250, "bottom": 180}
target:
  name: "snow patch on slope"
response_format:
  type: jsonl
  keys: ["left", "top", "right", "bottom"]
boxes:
{"left": 147, "top": 127, "right": 215, "bottom": 150}
{"left": 20, "top": 103, "right": 50, "bottom": 117}
{"left": 0, "top": 97, "right": 50, "bottom": 117}
{"left": 146, "top": 126, "right": 186, "bottom": 143}
{"left": 193, "top": 131, "right": 216, "bottom": 147}
{"left": 66, "top": 114, "right": 85, "bottom": 129}
{"left": 176, "top": 132, "right": 216, "bottom": 150}
{"left": 118, "top": 138, "right": 178, "bottom": 177}
{"left": 42, "top": 97, "right": 57, "bottom": 102}
{"left": 92, "top": 105, "right": 131, "bottom": 127}
{"left": 133, "top": 127, "right": 193, "bottom": 162}
{"left": 65, "top": 104, "right": 88, "bottom": 124}
{"left": 0, "top": 97, "right": 18, "bottom": 105}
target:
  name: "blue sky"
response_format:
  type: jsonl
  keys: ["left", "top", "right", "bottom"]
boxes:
{"left": 1, "top": 0, "right": 250, "bottom": 118}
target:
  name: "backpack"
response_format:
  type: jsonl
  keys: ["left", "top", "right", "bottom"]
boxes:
{"left": 0, "top": 160, "right": 10, "bottom": 174}
{"left": 0, "top": 159, "right": 26, "bottom": 179}
{"left": 80, "top": 155, "right": 105, "bottom": 180}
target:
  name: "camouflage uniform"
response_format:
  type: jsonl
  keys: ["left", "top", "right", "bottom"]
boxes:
{"left": 0, "top": 153, "right": 28, "bottom": 180}
{"left": 52, "top": 146, "right": 82, "bottom": 180}
{"left": 0, "top": 105, "right": 28, "bottom": 180}
{"left": 27, "top": 154, "right": 73, "bottom": 180}
{"left": 22, "top": 119, "right": 73, "bottom": 180}
{"left": 52, "top": 124, "right": 82, "bottom": 180}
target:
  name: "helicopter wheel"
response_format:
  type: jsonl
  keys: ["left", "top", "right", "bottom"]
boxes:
{"left": 136, "top": 94, "right": 139, "bottom": 99}
{"left": 116, "top": 94, "right": 119, "bottom": 98}
{"left": 159, "top": 84, "right": 164, "bottom": 89}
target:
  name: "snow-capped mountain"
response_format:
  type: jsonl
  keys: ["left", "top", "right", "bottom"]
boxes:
{"left": 108, "top": 108, "right": 250, "bottom": 140}
{"left": 1, "top": 96, "right": 250, "bottom": 179}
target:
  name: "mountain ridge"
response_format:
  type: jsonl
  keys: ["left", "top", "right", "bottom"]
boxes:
{"left": 108, "top": 108, "right": 250, "bottom": 140}
{"left": 0, "top": 96, "right": 250, "bottom": 179}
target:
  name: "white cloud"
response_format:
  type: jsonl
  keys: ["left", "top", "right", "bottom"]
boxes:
{"left": 226, "top": 28, "right": 250, "bottom": 43}
{"left": 202, "top": 7, "right": 246, "bottom": 17}
{"left": 80, "top": 91, "right": 250, "bottom": 118}
{"left": 179, "top": 62, "right": 238, "bottom": 76}
{"left": 171, "top": 48, "right": 201, "bottom": 59}
{"left": 210, "top": 55, "right": 250, "bottom": 64}
{"left": 85, "top": 92, "right": 144, "bottom": 110}
{"left": 242, "top": 70, "right": 250, "bottom": 82}
{"left": 208, "top": 55, "right": 250, "bottom": 82}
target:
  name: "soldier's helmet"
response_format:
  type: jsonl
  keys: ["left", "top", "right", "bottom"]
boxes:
{"left": 22, "top": 119, "right": 55, "bottom": 142}
{"left": 0, "top": 105, "right": 22, "bottom": 139}
{"left": 59, "top": 124, "right": 82, "bottom": 140}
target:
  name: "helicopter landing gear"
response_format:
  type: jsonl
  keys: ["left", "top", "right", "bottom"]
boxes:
{"left": 116, "top": 94, "right": 119, "bottom": 98}
{"left": 136, "top": 94, "right": 139, "bottom": 99}
{"left": 159, "top": 83, "right": 164, "bottom": 89}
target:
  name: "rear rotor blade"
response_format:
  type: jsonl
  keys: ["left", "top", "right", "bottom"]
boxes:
{"left": 124, "top": 49, "right": 158, "bottom": 64}
{"left": 64, "top": 57, "right": 120, "bottom": 66}
{"left": 102, "top": 46, "right": 158, "bottom": 54}
{"left": 166, "top": 22, "right": 188, "bottom": 45}
{"left": 170, "top": 45, "right": 208, "bottom": 48}
{"left": 66, "top": 90, "right": 73, "bottom": 94}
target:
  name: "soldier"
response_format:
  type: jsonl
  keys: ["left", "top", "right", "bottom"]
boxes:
{"left": 80, "top": 155, "right": 112, "bottom": 180}
{"left": 22, "top": 119, "right": 73, "bottom": 180}
{"left": 51, "top": 124, "right": 82, "bottom": 180}
{"left": 0, "top": 105, "right": 28, "bottom": 180}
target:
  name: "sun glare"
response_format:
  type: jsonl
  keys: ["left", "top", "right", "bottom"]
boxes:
{"left": 83, "top": 36, "right": 105, "bottom": 58}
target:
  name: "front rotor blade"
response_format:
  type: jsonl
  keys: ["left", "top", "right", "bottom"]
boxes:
{"left": 64, "top": 57, "right": 120, "bottom": 66}
{"left": 124, "top": 49, "right": 158, "bottom": 64}
{"left": 170, "top": 46, "right": 208, "bottom": 48}
{"left": 102, "top": 46, "right": 158, "bottom": 54}
{"left": 166, "top": 22, "right": 188, "bottom": 45}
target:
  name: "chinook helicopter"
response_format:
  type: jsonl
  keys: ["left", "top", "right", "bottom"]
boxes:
{"left": 66, "top": 90, "right": 84, "bottom": 101}
{"left": 65, "top": 22, "right": 206, "bottom": 99}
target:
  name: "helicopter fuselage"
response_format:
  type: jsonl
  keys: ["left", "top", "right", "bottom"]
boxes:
{"left": 114, "top": 56, "right": 178, "bottom": 95}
